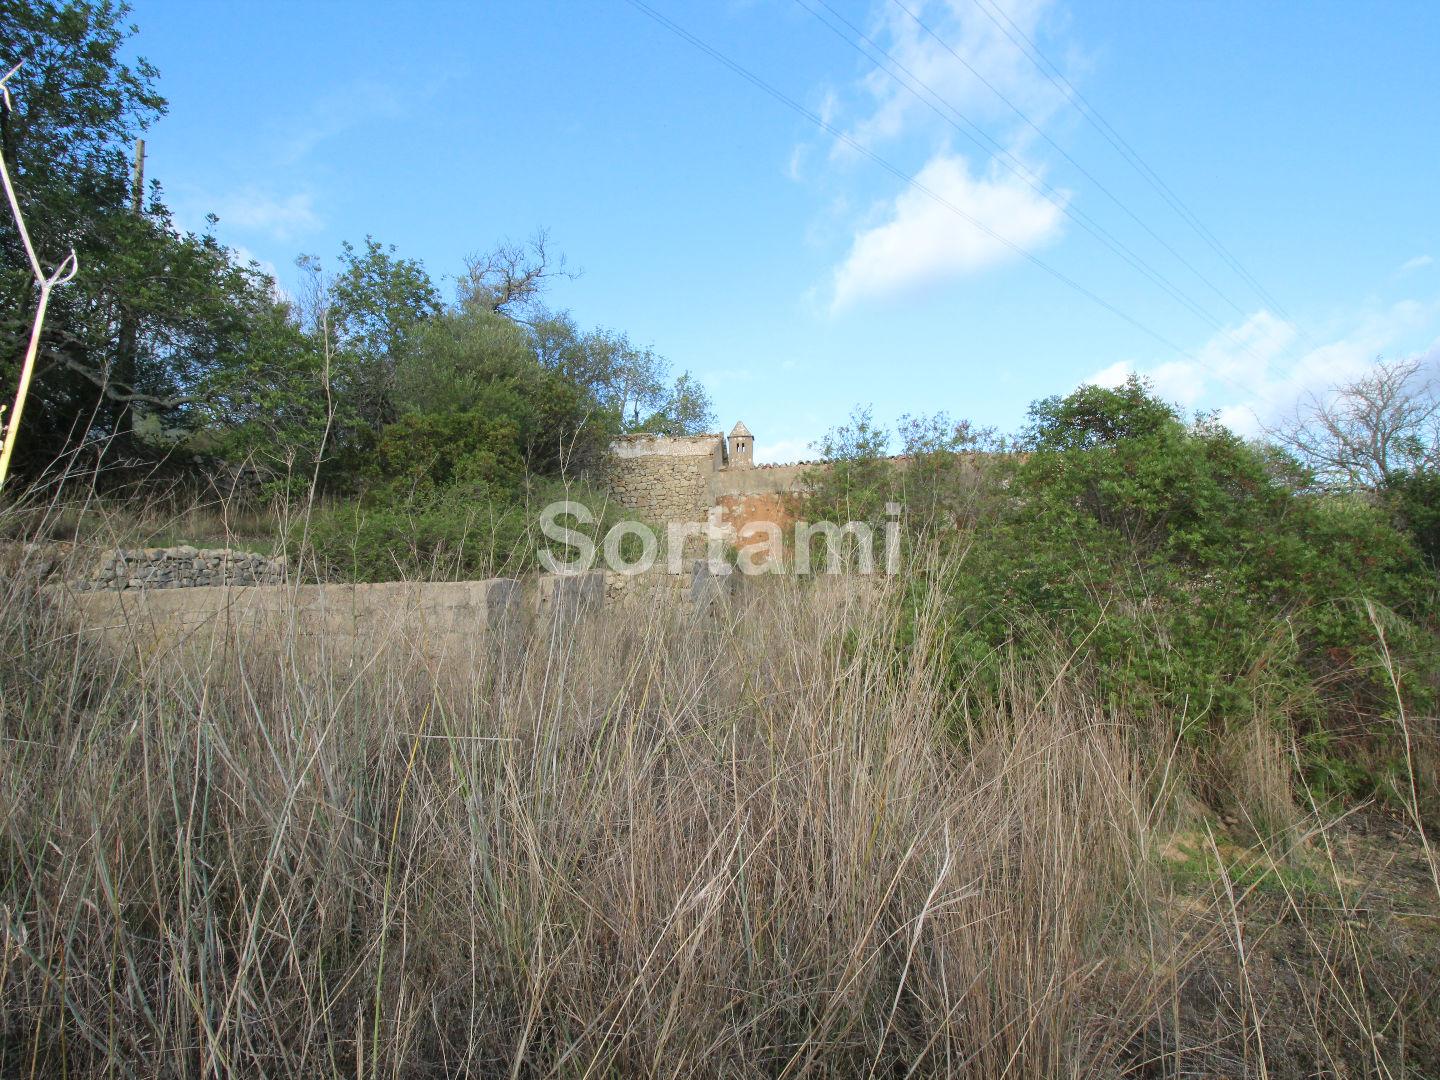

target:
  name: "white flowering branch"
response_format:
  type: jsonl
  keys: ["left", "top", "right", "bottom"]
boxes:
{"left": 0, "top": 61, "right": 79, "bottom": 490}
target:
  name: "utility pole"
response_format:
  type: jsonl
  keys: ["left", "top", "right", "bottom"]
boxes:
{"left": 112, "top": 138, "right": 144, "bottom": 438}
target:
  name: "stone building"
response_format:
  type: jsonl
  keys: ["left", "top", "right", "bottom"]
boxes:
{"left": 598, "top": 422, "right": 814, "bottom": 541}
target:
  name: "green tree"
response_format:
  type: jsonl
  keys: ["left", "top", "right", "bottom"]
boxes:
{"left": 390, "top": 305, "right": 609, "bottom": 486}
{"left": 191, "top": 291, "right": 337, "bottom": 488}
{"left": 804, "top": 381, "right": 1436, "bottom": 798}
{"left": 1022, "top": 374, "right": 1178, "bottom": 451}
{"left": 798, "top": 407, "right": 1009, "bottom": 538}
{"left": 1387, "top": 468, "right": 1440, "bottom": 569}
{"left": 0, "top": 0, "right": 288, "bottom": 480}
{"left": 328, "top": 236, "right": 441, "bottom": 436}
{"left": 530, "top": 311, "right": 713, "bottom": 435}
{"left": 646, "top": 371, "right": 714, "bottom": 436}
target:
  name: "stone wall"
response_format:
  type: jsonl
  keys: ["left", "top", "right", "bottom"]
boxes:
{"left": 70, "top": 546, "right": 288, "bottom": 591}
{"left": 713, "top": 492, "right": 796, "bottom": 560}
{"left": 710, "top": 461, "right": 818, "bottom": 556}
{"left": 600, "top": 433, "right": 824, "bottom": 532}
{"left": 598, "top": 443, "right": 719, "bottom": 524}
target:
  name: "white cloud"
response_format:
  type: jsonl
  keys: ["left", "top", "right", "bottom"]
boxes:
{"left": 209, "top": 189, "right": 321, "bottom": 242}
{"left": 837, "top": 0, "right": 1069, "bottom": 156}
{"left": 830, "top": 150, "right": 1066, "bottom": 308}
{"left": 817, "top": 87, "right": 841, "bottom": 130}
{"left": 803, "top": 1, "right": 1079, "bottom": 308}
{"left": 230, "top": 245, "right": 279, "bottom": 279}
{"left": 1083, "top": 299, "right": 1440, "bottom": 437}
{"left": 1084, "top": 360, "right": 1131, "bottom": 389}
{"left": 1399, "top": 254, "right": 1434, "bottom": 274}
{"left": 786, "top": 143, "right": 809, "bottom": 182}
{"left": 279, "top": 79, "right": 407, "bottom": 164}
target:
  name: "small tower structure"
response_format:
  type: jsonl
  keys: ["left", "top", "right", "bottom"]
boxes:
{"left": 728, "top": 421, "right": 754, "bottom": 469}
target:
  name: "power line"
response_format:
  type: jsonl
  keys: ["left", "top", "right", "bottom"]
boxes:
{"left": 887, "top": 0, "right": 1281, "bottom": 332}
{"left": 966, "top": 0, "right": 1319, "bottom": 351}
{"left": 620, "top": 0, "right": 1280, "bottom": 414}
{"left": 794, "top": 0, "right": 1288, "bottom": 374}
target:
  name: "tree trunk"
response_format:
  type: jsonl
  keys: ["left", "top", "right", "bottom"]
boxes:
{"left": 112, "top": 138, "right": 144, "bottom": 438}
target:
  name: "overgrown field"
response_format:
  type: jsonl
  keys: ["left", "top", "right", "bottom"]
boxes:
{"left": 0, "top": 556, "right": 1436, "bottom": 1078}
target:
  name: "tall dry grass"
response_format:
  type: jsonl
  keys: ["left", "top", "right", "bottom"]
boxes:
{"left": 0, "top": 559, "right": 1434, "bottom": 1076}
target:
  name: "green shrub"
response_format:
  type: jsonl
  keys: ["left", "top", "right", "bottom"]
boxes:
{"left": 992, "top": 382, "right": 1426, "bottom": 723}
{"left": 808, "top": 379, "right": 1438, "bottom": 801}
{"left": 372, "top": 409, "right": 527, "bottom": 497}
{"left": 1387, "top": 468, "right": 1440, "bottom": 569}
{"left": 290, "top": 479, "right": 633, "bottom": 583}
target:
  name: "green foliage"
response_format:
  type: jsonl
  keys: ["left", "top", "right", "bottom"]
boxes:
{"left": 1159, "top": 831, "right": 1333, "bottom": 900}
{"left": 397, "top": 306, "right": 532, "bottom": 414}
{"left": 798, "top": 406, "right": 1013, "bottom": 556}
{"left": 389, "top": 305, "right": 613, "bottom": 482}
{"left": 530, "top": 311, "right": 714, "bottom": 435}
{"left": 373, "top": 410, "right": 525, "bottom": 497}
{"left": 1022, "top": 375, "right": 1179, "bottom": 450}
{"left": 799, "top": 406, "right": 892, "bottom": 514}
{"left": 952, "top": 379, "right": 1435, "bottom": 736}
{"left": 294, "top": 481, "right": 628, "bottom": 584}
{"left": 0, "top": 1, "right": 295, "bottom": 476}
{"left": 329, "top": 236, "right": 442, "bottom": 434}
{"left": 1386, "top": 468, "right": 1440, "bottom": 568}
{"left": 204, "top": 251, "right": 694, "bottom": 502}
{"left": 0, "top": 4, "right": 712, "bottom": 499}
{"left": 190, "top": 296, "right": 336, "bottom": 477}
{"left": 805, "top": 381, "right": 1438, "bottom": 797}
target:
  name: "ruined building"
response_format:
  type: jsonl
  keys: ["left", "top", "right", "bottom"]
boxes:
{"left": 599, "top": 422, "right": 812, "bottom": 537}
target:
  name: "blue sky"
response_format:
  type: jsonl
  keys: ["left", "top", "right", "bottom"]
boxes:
{"left": 130, "top": 0, "right": 1439, "bottom": 462}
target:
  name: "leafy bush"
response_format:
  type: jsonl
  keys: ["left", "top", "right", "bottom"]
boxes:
{"left": 795, "top": 407, "right": 1015, "bottom": 564}
{"left": 806, "top": 379, "right": 1438, "bottom": 801}
{"left": 291, "top": 479, "right": 633, "bottom": 583}
{"left": 1387, "top": 468, "right": 1440, "bottom": 569}
{"left": 372, "top": 410, "right": 527, "bottom": 498}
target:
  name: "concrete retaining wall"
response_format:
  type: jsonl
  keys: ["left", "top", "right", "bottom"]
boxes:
{"left": 60, "top": 561, "right": 751, "bottom": 667}
{"left": 63, "top": 576, "right": 519, "bottom": 664}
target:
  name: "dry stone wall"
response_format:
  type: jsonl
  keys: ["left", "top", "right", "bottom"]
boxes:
{"left": 600, "top": 429, "right": 826, "bottom": 532}
{"left": 598, "top": 452, "right": 715, "bottom": 524}
{"left": 70, "top": 546, "right": 288, "bottom": 591}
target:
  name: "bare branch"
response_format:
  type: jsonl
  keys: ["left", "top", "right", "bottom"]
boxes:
{"left": 1270, "top": 355, "right": 1440, "bottom": 489}
{"left": 49, "top": 352, "right": 198, "bottom": 409}
{"left": 457, "top": 229, "right": 579, "bottom": 318}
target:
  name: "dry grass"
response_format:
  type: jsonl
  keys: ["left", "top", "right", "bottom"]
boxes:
{"left": 0, "top": 559, "right": 1435, "bottom": 1077}
{"left": 0, "top": 479, "right": 286, "bottom": 553}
